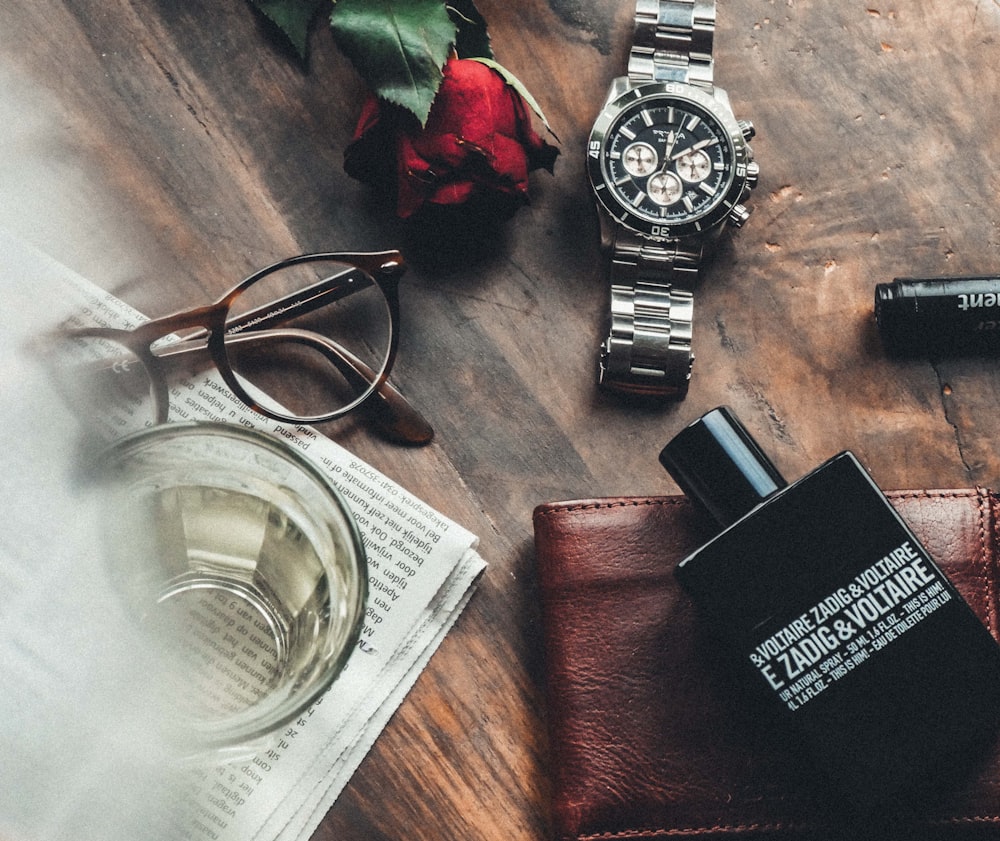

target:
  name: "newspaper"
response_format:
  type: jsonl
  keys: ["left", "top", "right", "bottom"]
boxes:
{"left": 0, "top": 228, "right": 486, "bottom": 841}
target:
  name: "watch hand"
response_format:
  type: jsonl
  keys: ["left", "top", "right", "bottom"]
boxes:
{"left": 652, "top": 130, "right": 677, "bottom": 177}
{"left": 661, "top": 130, "right": 677, "bottom": 168}
{"left": 671, "top": 138, "right": 714, "bottom": 160}
{"left": 664, "top": 129, "right": 676, "bottom": 159}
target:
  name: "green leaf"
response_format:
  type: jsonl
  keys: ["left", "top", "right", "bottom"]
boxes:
{"left": 330, "top": 0, "right": 456, "bottom": 125}
{"left": 249, "top": 0, "right": 328, "bottom": 60}
{"left": 447, "top": 0, "right": 492, "bottom": 60}
{"left": 470, "top": 57, "right": 559, "bottom": 141}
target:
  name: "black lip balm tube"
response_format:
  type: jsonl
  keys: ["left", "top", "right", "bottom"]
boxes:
{"left": 875, "top": 275, "right": 1000, "bottom": 355}
{"left": 660, "top": 407, "right": 1000, "bottom": 812}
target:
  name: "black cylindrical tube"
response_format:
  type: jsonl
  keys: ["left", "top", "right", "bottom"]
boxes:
{"left": 875, "top": 275, "right": 1000, "bottom": 355}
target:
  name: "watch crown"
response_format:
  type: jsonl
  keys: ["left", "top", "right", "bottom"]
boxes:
{"left": 738, "top": 119, "right": 756, "bottom": 141}
{"left": 729, "top": 203, "right": 752, "bottom": 228}
{"left": 745, "top": 160, "right": 760, "bottom": 189}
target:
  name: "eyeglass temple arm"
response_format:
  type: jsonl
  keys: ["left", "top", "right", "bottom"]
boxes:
{"left": 226, "top": 270, "right": 438, "bottom": 444}
{"left": 158, "top": 329, "right": 433, "bottom": 446}
{"left": 163, "top": 267, "right": 432, "bottom": 444}
{"left": 231, "top": 329, "right": 433, "bottom": 447}
{"left": 144, "top": 268, "right": 369, "bottom": 361}
{"left": 222, "top": 268, "right": 435, "bottom": 445}
{"left": 223, "top": 267, "right": 371, "bottom": 336}
{"left": 285, "top": 331, "right": 435, "bottom": 447}
{"left": 158, "top": 269, "right": 377, "bottom": 360}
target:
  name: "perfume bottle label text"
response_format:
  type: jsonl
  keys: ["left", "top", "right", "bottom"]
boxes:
{"left": 748, "top": 540, "right": 951, "bottom": 711}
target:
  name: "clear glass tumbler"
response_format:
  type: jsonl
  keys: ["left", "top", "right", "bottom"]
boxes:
{"left": 95, "top": 421, "right": 367, "bottom": 756}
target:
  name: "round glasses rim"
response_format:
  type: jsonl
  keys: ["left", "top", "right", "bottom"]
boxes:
{"left": 213, "top": 256, "right": 401, "bottom": 425}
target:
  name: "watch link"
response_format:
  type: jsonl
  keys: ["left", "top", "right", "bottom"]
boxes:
{"left": 588, "top": 0, "right": 758, "bottom": 397}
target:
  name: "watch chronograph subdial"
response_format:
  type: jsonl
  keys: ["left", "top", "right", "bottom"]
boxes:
{"left": 675, "top": 148, "right": 712, "bottom": 183}
{"left": 622, "top": 142, "right": 658, "bottom": 177}
{"left": 647, "top": 172, "right": 683, "bottom": 206}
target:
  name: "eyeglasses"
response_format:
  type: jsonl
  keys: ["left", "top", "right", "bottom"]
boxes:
{"left": 51, "top": 251, "right": 433, "bottom": 446}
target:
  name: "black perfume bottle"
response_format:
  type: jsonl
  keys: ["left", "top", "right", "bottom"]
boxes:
{"left": 659, "top": 407, "right": 1000, "bottom": 811}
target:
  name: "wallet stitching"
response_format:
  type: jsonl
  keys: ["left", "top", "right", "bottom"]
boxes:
{"left": 573, "top": 822, "right": 804, "bottom": 839}
{"left": 571, "top": 814, "right": 1000, "bottom": 839}
{"left": 987, "top": 489, "right": 1000, "bottom": 638}
{"left": 975, "top": 488, "right": 998, "bottom": 639}
{"left": 536, "top": 490, "right": 985, "bottom": 521}
{"left": 534, "top": 498, "right": 691, "bottom": 520}
{"left": 929, "top": 815, "right": 1000, "bottom": 825}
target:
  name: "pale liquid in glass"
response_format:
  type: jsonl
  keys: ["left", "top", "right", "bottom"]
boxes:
{"left": 127, "top": 485, "right": 341, "bottom": 724}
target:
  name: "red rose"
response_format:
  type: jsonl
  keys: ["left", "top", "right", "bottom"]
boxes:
{"left": 344, "top": 58, "right": 558, "bottom": 219}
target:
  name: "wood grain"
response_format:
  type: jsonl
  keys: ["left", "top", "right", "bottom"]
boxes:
{"left": 3, "top": 0, "right": 1000, "bottom": 838}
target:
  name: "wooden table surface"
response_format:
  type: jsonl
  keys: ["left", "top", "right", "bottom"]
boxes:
{"left": 4, "top": 1, "right": 1000, "bottom": 838}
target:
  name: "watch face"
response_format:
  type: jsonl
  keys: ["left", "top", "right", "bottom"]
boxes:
{"left": 589, "top": 82, "right": 751, "bottom": 240}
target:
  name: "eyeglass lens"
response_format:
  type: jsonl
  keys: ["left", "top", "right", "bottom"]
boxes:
{"left": 221, "top": 259, "right": 393, "bottom": 422}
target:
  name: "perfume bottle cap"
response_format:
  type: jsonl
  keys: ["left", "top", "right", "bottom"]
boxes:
{"left": 659, "top": 407, "right": 788, "bottom": 528}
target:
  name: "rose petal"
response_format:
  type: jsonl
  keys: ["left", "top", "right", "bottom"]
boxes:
{"left": 343, "top": 57, "right": 559, "bottom": 218}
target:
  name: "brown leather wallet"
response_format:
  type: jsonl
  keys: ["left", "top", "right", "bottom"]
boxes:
{"left": 532, "top": 489, "right": 1000, "bottom": 841}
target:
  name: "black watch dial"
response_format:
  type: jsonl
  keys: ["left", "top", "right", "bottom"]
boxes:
{"left": 589, "top": 84, "right": 750, "bottom": 240}
{"left": 607, "top": 96, "right": 731, "bottom": 222}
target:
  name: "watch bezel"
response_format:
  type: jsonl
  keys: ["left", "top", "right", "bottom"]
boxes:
{"left": 588, "top": 81, "right": 752, "bottom": 242}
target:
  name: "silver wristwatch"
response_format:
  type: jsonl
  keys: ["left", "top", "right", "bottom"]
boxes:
{"left": 588, "top": 0, "right": 758, "bottom": 397}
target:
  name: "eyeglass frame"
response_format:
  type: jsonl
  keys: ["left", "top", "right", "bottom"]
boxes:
{"left": 58, "top": 250, "right": 433, "bottom": 445}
